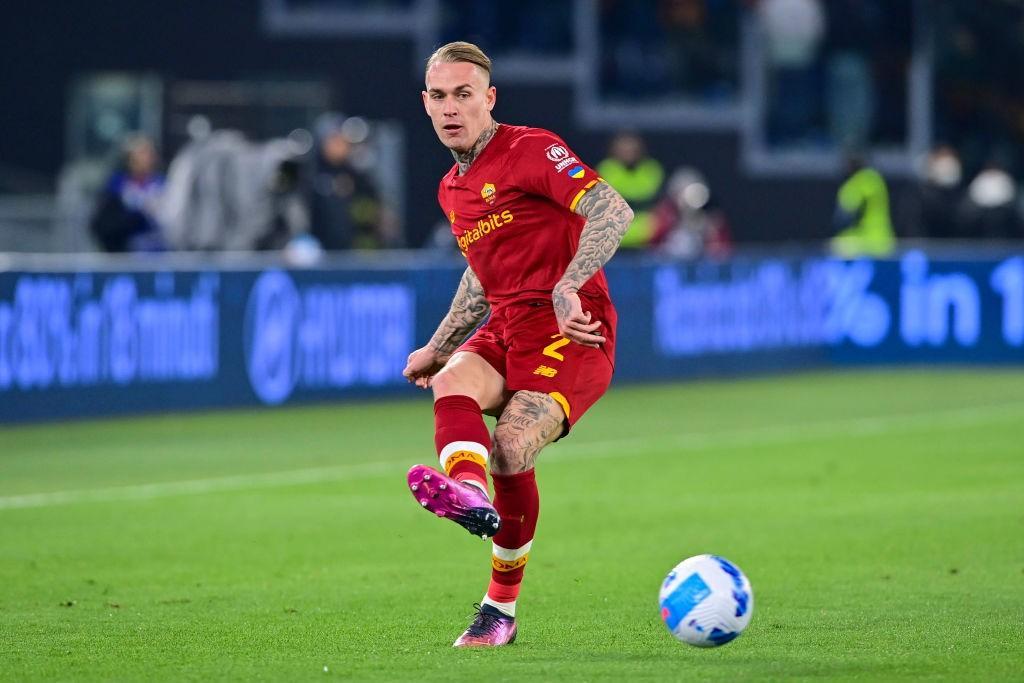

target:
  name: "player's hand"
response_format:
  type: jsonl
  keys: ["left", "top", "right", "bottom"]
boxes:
{"left": 552, "top": 284, "right": 605, "bottom": 348}
{"left": 402, "top": 344, "right": 449, "bottom": 389}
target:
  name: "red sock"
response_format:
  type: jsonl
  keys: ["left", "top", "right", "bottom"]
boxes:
{"left": 484, "top": 469, "right": 540, "bottom": 617}
{"left": 434, "top": 395, "right": 490, "bottom": 496}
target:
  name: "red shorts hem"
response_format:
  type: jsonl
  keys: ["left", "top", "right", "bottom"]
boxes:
{"left": 456, "top": 300, "right": 616, "bottom": 431}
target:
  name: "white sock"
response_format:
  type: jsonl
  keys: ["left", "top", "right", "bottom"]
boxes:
{"left": 482, "top": 595, "right": 516, "bottom": 618}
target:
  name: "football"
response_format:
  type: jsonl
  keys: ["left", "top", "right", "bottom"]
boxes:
{"left": 658, "top": 554, "right": 753, "bottom": 647}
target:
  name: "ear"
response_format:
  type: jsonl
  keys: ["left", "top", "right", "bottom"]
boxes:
{"left": 421, "top": 90, "right": 430, "bottom": 115}
{"left": 486, "top": 86, "right": 496, "bottom": 112}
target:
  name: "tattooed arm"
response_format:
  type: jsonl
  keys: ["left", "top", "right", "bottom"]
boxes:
{"left": 428, "top": 266, "right": 490, "bottom": 354}
{"left": 552, "top": 181, "right": 634, "bottom": 346}
{"left": 403, "top": 266, "right": 489, "bottom": 387}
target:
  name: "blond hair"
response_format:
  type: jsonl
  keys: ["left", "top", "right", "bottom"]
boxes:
{"left": 425, "top": 41, "right": 492, "bottom": 83}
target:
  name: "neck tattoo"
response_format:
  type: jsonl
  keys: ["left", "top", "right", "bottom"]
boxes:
{"left": 454, "top": 120, "right": 499, "bottom": 175}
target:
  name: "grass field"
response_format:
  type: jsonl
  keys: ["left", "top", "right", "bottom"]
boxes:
{"left": 1, "top": 369, "right": 1023, "bottom": 681}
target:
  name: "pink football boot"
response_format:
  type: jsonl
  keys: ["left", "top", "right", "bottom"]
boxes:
{"left": 453, "top": 604, "right": 518, "bottom": 648}
{"left": 407, "top": 465, "right": 501, "bottom": 539}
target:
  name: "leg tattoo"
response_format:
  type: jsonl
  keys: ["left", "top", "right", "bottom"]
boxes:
{"left": 491, "top": 391, "right": 565, "bottom": 474}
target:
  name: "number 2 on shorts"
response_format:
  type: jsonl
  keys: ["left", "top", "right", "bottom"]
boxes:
{"left": 543, "top": 334, "right": 570, "bottom": 362}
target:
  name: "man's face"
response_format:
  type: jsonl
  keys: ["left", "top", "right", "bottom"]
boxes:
{"left": 128, "top": 140, "right": 157, "bottom": 177}
{"left": 321, "top": 133, "right": 351, "bottom": 165}
{"left": 611, "top": 134, "right": 644, "bottom": 167}
{"left": 422, "top": 61, "right": 496, "bottom": 153}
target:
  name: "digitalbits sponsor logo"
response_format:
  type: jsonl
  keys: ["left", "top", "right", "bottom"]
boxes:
{"left": 244, "top": 270, "right": 300, "bottom": 405}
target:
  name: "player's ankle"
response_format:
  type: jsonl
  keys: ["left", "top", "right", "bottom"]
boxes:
{"left": 482, "top": 595, "right": 516, "bottom": 618}
{"left": 458, "top": 476, "right": 490, "bottom": 498}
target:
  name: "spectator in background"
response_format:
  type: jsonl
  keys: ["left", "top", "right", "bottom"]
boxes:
{"left": 933, "top": 2, "right": 1024, "bottom": 181}
{"left": 258, "top": 154, "right": 314, "bottom": 254}
{"left": 660, "top": 0, "right": 734, "bottom": 101}
{"left": 902, "top": 145, "right": 964, "bottom": 239}
{"left": 824, "top": 0, "right": 882, "bottom": 149}
{"left": 651, "top": 166, "right": 732, "bottom": 259}
{"left": 599, "top": 1, "right": 671, "bottom": 97}
{"left": 830, "top": 154, "right": 895, "bottom": 257}
{"left": 89, "top": 134, "right": 167, "bottom": 252}
{"left": 158, "top": 125, "right": 312, "bottom": 251}
{"left": 439, "top": 1, "right": 572, "bottom": 56}
{"left": 958, "top": 162, "right": 1023, "bottom": 240}
{"left": 597, "top": 132, "right": 665, "bottom": 248}
{"left": 759, "top": 0, "right": 826, "bottom": 145}
{"left": 311, "top": 114, "right": 389, "bottom": 250}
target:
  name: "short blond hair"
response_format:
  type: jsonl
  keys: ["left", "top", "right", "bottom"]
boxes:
{"left": 425, "top": 41, "right": 492, "bottom": 83}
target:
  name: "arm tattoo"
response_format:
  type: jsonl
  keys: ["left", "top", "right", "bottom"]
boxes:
{"left": 453, "top": 120, "right": 500, "bottom": 175}
{"left": 553, "top": 182, "right": 634, "bottom": 310}
{"left": 428, "top": 266, "right": 490, "bottom": 355}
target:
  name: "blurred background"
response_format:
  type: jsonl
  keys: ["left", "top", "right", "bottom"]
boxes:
{"left": 1, "top": 0, "right": 1023, "bottom": 255}
{"left": 3, "top": 7, "right": 1022, "bottom": 677}
{"left": 0, "top": 0, "right": 1022, "bottom": 421}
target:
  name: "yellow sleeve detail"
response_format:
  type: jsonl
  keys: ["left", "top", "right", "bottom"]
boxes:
{"left": 549, "top": 391, "right": 571, "bottom": 419}
{"left": 442, "top": 450, "right": 487, "bottom": 473}
{"left": 568, "top": 178, "right": 604, "bottom": 212}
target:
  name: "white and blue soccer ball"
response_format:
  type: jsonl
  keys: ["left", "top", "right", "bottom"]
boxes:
{"left": 658, "top": 554, "right": 753, "bottom": 647}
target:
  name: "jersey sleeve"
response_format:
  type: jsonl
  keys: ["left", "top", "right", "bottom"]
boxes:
{"left": 508, "top": 129, "right": 602, "bottom": 212}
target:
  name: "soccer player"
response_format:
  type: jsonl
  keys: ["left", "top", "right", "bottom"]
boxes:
{"left": 403, "top": 42, "right": 634, "bottom": 648}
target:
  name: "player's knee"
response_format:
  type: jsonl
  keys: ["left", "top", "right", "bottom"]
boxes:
{"left": 491, "top": 399, "right": 563, "bottom": 474}
{"left": 430, "top": 364, "right": 470, "bottom": 399}
{"left": 428, "top": 362, "right": 483, "bottom": 401}
{"left": 490, "top": 430, "right": 530, "bottom": 475}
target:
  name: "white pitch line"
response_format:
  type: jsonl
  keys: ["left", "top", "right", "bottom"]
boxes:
{"left": 0, "top": 400, "right": 1020, "bottom": 512}
{"left": 550, "top": 399, "right": 1024, "bottom": 459}
{"left": 0, "top": 462, "right": 397, "bottom": 511}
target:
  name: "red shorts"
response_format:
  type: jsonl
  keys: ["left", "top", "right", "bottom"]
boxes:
{"left": 458, "top": 294, "right": 616, "bottom": 433}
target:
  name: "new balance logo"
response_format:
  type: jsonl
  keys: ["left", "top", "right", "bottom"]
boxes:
{"left": 533, "top": 365, "right": 558, "bottom": 377}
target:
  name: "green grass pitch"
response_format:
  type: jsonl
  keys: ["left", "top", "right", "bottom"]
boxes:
{"left": 1, "top": 369, "right": 1022, "bottom": 681}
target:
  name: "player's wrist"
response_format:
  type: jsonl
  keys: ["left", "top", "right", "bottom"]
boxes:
{"left": 426, "top": 339, "right": 449, "bottom": 356}
{"left": 553, "top": 280, "right": 579, "bottom": 295}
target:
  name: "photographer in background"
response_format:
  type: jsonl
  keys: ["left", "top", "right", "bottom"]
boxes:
{"left": 959, "top": 162, "right": 1023, "bottom": 240}
{"left": 89, "top": 135, "right": 167, "bottom": 252}
{"left": 651, "top": 166, "right": 732, "bottom": 259}
{"left": 311, "top": 114, "right": 392, "bottom": 250}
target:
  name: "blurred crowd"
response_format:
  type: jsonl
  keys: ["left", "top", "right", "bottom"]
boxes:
{"left": 586, "top": 129, "right": 1024, "bottom": 259}
{"left": 88, "top": 115, "right": 399, "bottom": 258}
{"left": 932, "top": 2, "right": 1024, "bottom": 191}
{"left": 596, "top": 132, "right": 733, "bottom": 258}
{"left": 89, "top": 123, "right": 1024, "bottom": 261}
{"left": 757, "top": 0, "right": 911, "bottom": 150}
{"left": 596, "top": 0, "right": 910, "bottom": 155}
{"left": 827, "top": 142, "right": 1024, "bottom": 257}
{"left": 92, "top": 121, "right": 741, "bottom": 260}
{"left": 600, "top": 0, "right": 740, "bottom": 103}
{"left": 79, "top": 1, "right": 1024, "bottom": 258}
{"left": 439, "top": 1, "right": 574, "bottom": 57}
{"left": 900, "top": 147, "right": 1024, "bottom": 243}
{"left": 597, "top": 133, "right": 1024, "bottom": 260}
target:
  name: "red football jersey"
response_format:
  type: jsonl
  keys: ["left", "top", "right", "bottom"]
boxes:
{"left": 438, "top": 124, "right": 612, "bottom": 309}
